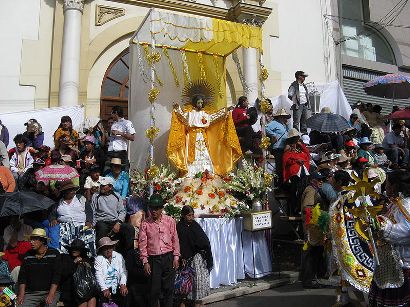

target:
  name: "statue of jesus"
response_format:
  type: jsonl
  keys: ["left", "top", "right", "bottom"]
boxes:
{"left": 167, "top": 88, "right": 242, "bottom": 177}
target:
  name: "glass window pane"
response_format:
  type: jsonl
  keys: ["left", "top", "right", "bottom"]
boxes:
{"left": 102, "top": 79, "right": 120, "bottom": 97}
{"left": 122, "top": 53, "right": 129, "bottom": 67}
{"left": 109, "top": 61, "right": 127, "bottom": 82}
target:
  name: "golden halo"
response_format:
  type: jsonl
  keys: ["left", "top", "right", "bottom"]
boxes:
{"left": 182, "top": 80, "right": 215, "bottom": 104}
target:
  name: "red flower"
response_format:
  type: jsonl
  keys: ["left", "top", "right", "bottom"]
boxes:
{"left": 217, "top": 191, "right": 225, "bottom": 198}
{"left": 196, "top": 189, "right": 203, "bottom": 195}
{"left": 184, "top": 186, "right": 192, "bottom": 193}
{"left": 201, "top": 117, "right": 207, "bottom": 124}
{"left": 154, "top": 184, "right": 161, "bottom": 191}
{"left": 208, "top": 193, "right": 216, "bottom": 199}
{"left": 175, "top": 195, "right": 182, "bottom": 203}
{"left": 201, "top": 176, "right": 207, "bottom": 183}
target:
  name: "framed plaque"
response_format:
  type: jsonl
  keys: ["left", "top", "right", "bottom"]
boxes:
{"left": 243, "top": 210, "right": 272, "bottom": 231}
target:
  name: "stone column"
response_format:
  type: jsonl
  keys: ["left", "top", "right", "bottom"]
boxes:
{"left": 243, "top": 47, "right": 259, "bottom": 105}
{"left": 59, "top": 0, "right": 84, "bottom": 107}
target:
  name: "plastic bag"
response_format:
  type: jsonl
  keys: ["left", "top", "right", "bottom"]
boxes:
{"left": 174, "top": 265, "right": 195, "bottom": 296}
{"left": 73, "top": 263, "right": 99, "bottom": 301}
{"left": 102, "top": 300, "right": 118, "bottom": 307}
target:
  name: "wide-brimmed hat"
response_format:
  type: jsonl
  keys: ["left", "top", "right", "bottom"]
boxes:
{"left": 97, "top": 237, "right": 118, "bottom": 251}
{"left": 272, "top": 108, "right": 291, "bottom": 119}
{"left": 83, "top": 135, "right": 96, "bottom": 144}
{"left": 148, "top": 193, "right": 165, "bottom": 209}
{"left": 110, "top": 158, "right": 123, "bottom": 166}
{"left": 359, "top": 137, "right": 373, "bottom": 145}
{"left": 319, "top": 152, "right": 338, "bottom": 163}
{"left": 310, "top": 172, "right": 325, "bottom": 180}
{"left": 28, "top": 228, "right": 50, "bottom": 241}
{"left": 33, "top": 158, "right": 45, "bottom": 165}
{"left": 99, "top": 176, "right": 115, "bottom": 186}
{"left": 58, "top": 180, "right": 80, "bottom": 192}
{"left": 337, "top": 155, "right": 349, "bottom": 164}
{"left": 66, "top": 238, "right": 89, "bottom": 253}
{"left": 286, "top": 128, "right": 301, "bottom": 139}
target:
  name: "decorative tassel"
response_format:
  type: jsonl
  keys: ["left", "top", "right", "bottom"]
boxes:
{"left": 311, "top": 204, "right": 321, "bottom": 225}
{"left": 305, "top": 207, "right": 312, "bottom": 225}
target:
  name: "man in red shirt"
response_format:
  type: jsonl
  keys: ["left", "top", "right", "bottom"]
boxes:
{"left": 139, "top": 194, "right": 180, "bottom": 307}
{"left": 232, "top": 96, "right": 254, "bottom": 154}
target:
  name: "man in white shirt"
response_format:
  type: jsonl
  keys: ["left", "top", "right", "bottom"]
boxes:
{"left": 107, "top": 106, "right": 135, "bottom": 170}
{"left": 288, "top": 71, "right": 311, "bottom": 133}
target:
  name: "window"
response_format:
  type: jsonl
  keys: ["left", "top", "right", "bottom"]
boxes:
{"left": 100, "top": 50, "right": 129, "bottom": 120}
{"left": 338, "top": 0, "right": 396, "bottom": 65}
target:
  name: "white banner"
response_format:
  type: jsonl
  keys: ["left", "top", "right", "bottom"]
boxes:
{"left": 0, "top": 105, "right": 85, "bottom": 149}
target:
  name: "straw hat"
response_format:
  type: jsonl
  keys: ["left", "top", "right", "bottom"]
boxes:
{"left": 28, "top": 228, "right": 50, "bottom": 241}
{"left": 110, "top": 157, "right": 123, "bottom": 166}
{"left": 272, "top": 108, "right": 291, "bottom": 119}
{"left": 97, "top": 237, "right": 118, "bottom": 252}
{"left": 286, "top": 128, "right": 301, "bottom": 139}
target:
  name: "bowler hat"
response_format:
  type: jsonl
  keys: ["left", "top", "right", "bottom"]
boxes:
{"left": 148, "top": 193, "right": 165, "bottom": 208}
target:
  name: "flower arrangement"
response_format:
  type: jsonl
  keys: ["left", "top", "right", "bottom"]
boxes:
{"left": 224, "top": 160, "right": 273, "bottom": 205}
{"left": 168, "top": 170, "right": 250, "bottom": 218}
{"left": 130, "top": 164, "right": 181, "bottom": 203}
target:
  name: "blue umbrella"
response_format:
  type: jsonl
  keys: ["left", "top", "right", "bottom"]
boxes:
{"left": 363, "top": 74, "right": 410, "bottom": 100}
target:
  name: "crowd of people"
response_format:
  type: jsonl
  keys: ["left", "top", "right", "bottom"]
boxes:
{"left": 0, "top": 68, "right": 410, "bottom": 307}
{"left": 0, "top": 105, "right": 213, "bottom": 307}
{"left": 230, "top": 70, "right": 410, "bottom": 306}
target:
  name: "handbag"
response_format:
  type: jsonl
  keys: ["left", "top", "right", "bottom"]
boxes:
{"left": 174, "top": 264, "right": 195, "bottom": 296}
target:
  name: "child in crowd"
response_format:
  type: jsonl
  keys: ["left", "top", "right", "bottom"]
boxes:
{"left": 84, "top": 166, "right": 102, "bottom": 202}
{"left": 373, "top": 144, "right": 391, "bottom": 168}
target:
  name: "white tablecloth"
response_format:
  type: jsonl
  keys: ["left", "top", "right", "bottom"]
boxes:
{"left": 196, "top": 217, "right": 272, "bottom": 288}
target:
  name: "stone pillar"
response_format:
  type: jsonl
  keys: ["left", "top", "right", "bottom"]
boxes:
{"left": 59, "top": 0, "right": 84, "bottom": 107}
{"left": 243, "top": 47, "right": 259, "bottom": 105}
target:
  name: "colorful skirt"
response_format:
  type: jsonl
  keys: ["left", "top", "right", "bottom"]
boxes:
{"left": 368, "top": 269, "right": 410, "bottom": 307}
{"left": 187, "top": 253, "right": 210, "bottom": 301}
{"left": 58, "top": 222, "right": 96, "bottom": 257}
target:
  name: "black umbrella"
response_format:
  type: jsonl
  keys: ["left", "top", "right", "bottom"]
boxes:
{"left": 0, "top": 191, "right": 55, "bottom": 217}
{"left": 306, "top": 113, "right": 350, "bottom": 133}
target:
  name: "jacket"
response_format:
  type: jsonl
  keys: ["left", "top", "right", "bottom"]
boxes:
{"left": 282, "top": 143, "right": 310, "bottom": 182}
{"left": 0, "top": 122, "right": 9, "bottom": 147}
{"left": 8, "top": 147, "right": 34, "bottom": 174}
{"left": 288, "top": 81, "right": 310, "bottom": 110}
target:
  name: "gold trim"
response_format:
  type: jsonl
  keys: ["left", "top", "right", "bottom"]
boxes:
{"left": 107, "top": 0, "right": 229, "bottom": 19}
{"left": 95, "top": 5, "right": 126, "bottom": 26}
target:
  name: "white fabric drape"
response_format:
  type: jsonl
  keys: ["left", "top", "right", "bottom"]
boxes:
{"left": 0, "top": 105, "right": 84, "bottom": 149}
{"left": 196, "top": 217, "right": 272, "bottom": 288}
{"left": 242, "top": 231, "right": 272, "bottom": 278}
